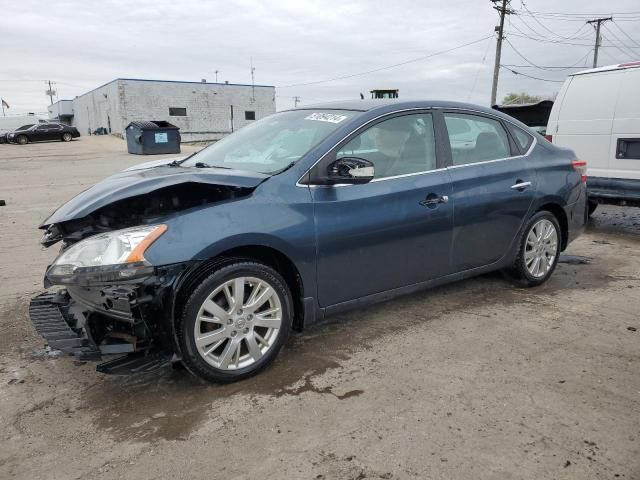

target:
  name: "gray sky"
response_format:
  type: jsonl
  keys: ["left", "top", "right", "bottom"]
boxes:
{"left": 2, "top": 0, "right": 639, "bottom": 114}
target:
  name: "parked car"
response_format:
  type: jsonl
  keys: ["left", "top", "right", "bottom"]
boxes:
{"left": 0, "top": 124, "right": 35, "bottom": 144}
{"left": 546, "top": 61, "right": 640, "bottom": 215}
{"left": 30, "top": 100, "right": 587, "bottom": 382}
{"left": 7, "top": 122, "right": 80, "bottom": 144}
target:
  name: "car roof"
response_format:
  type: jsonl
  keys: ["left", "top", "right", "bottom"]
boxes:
{"left": 287, "top": 99, "right": 525, "bottom": 126}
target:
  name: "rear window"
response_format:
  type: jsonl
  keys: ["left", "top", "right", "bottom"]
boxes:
{"left": 510, "top": 125, "right": 534, "bottom": 153}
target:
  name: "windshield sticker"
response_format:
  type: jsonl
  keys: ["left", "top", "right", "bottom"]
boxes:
{"left": 305, "top": 112, "right": 348, "bottom": 123}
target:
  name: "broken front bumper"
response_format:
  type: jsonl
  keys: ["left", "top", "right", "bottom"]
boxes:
{"left": 29, "top": 262, "right": 192, "bottom": 374}
{"left": 29, "top": 291, "right": 101, "bottom": 361}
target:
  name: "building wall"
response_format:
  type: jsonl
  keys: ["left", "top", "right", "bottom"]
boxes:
{"left": 71, "top": 81, "right": 122, "bottom": 136}
{"left": 119, "top": 80, "right": 275, "bottom": 142}
{"left": 70, "top": 79, "right": 276, "bottom": 142}
{"left": 47, "top": 100, "right": 74, "bottom": 122}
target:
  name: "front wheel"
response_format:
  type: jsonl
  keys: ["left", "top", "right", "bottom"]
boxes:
{"left": 507, "top": 211, "right": 561, "bottom": 287}
{"left": 177, "top": 260, "right": 293, "bottom": 383}
{"left": 16, "top": 135, "right": 28, "bottom": 145}
{"left": 62, "top": 132, "right": 73, "bottom": 142}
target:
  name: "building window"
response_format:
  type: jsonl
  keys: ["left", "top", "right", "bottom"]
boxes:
{"left": 245, "top": 111, "right": 256, "bottom": 120}
{"left": 169, "top": 107, "right": 187, "bottom": 116}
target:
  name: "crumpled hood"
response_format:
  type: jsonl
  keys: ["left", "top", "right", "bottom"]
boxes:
{"left": 40, "top": 164, "right": 269, "bottom": 227}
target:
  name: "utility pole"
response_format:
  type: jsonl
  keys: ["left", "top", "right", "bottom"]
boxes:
{"left": 587, "top": 17, "right": 613, "bottom": 68}
{"left": 250, "top": 57, "right": 256, "bottom": 102}
{"left": 490, "top": 0, "right": 510, "bottom": 106}
{"left": 293, "top": 96, "right": 301, "bottom": 108}
{"left": 215, "top": 70, "right": 219, "bottom": 82}
{"left": 46, "top": 80, "right": 55, "bottom": 105}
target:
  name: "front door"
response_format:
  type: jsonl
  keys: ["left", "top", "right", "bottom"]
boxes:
{"left": 442, "top": 111, "right": 536, "bottom": 271}
{"left": 311, "top": 112, "right": 453, "bottom": 307}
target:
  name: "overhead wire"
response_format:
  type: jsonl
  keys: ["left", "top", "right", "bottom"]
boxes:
{"left": 277, "top": 35, "right": 493, "bottom": 88}
{"left": 500, "top": 65, "right": 566, "bottom": 82}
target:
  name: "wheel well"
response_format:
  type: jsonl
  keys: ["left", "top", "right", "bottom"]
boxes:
{"left": 537, "top": 203, "right": 568, "bottom": 250}
{"left": 173, "top": 246, "right": 305, "bottom": 331}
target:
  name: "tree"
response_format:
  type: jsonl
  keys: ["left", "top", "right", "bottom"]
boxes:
{"left": 501, "top": 92, "right": 542, "bottom": 105}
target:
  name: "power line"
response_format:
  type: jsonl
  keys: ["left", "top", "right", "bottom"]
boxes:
{"left": 612, "top": 20, "right": 640, "bottom": 48}
{"left": 602, "top": 24, "right": 640, "bottom": 57}
{"left": 467, "top": 36, "right": 493, "bottom": 101}
{"left": 277, "top": 35, "right": 493, "bottom": 88}
{"left": 500, "top": 65, "right": 566, "bottom": 82}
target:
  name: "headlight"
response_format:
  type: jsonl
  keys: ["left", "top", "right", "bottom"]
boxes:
{"left": 46, "top": 224, "right": 167, "bottom": 285}
{"left": 8, "top": 133, "right": 14, "bottom": 138}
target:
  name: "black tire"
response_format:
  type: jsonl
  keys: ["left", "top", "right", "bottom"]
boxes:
{"left": 16, "top": 135, "right": 28, "bottom": 145}
{"left": 62, "top": 132, "right": 73, "bottom": 142}
{"left": 506, "top": 211, "right": 562, "bottom": 287}
{"left": 587, "top": 200, "right": 598, "bottom": 217}
{"left": 177, "top": 260, "right": 293, "bottom": 383}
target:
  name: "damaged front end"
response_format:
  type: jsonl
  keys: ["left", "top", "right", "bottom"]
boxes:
{"left": 30, "top": 164, "right": 267, "bottom": 374}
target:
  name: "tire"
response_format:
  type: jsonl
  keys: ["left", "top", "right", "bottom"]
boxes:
{"left": 16, "top": 135, "right": 28, "bottom": 145}
{"left": 587, "top": 200, "right": 598, "bottom": 217}
{"left": 62, "top": 132, "right": 73, "bottom": 142}
{"left": 507, "top": 211, "right": 561, "bottom": 287}
{"left": 177, "top": 260, "right": 293, "bottom": 383}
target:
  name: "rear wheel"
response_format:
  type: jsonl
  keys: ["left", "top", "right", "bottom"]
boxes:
{"left": 16, "top": 135, "right": 28, "bottom": 145}
{"left": 177, "top": 260, "right": 293, "bottom": 383}
{"left": 587, "top": 200, "right": 598, "bottom": 217}
{"left": 507, "top": 211, "right": 561, "bottom": 287}
{"left": 62, "top": 132, "right": 72, "bottom": 142}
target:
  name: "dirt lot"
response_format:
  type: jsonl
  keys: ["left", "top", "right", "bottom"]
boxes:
{"left": 0, "top": 137, "right": 639, "bottom": 479}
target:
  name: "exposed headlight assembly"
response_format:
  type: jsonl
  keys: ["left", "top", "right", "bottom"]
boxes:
{"left": 46, "top": 224, "right": 167, "bottom": 285}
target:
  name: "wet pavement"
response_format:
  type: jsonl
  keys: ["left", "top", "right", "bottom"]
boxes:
{"left": 1, "top": 138, "right": 638, "bottom": 479}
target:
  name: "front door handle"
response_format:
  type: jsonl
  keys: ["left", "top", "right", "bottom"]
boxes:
{"left": 511, "top": 181, "right": 532, "bottom": 191}
{"left": 420, "top": 194, "right": 449, "bottom": 208}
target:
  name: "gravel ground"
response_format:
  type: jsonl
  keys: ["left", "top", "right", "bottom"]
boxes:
{"left": 0, "top": 137, "right": 638, "bottom": 480}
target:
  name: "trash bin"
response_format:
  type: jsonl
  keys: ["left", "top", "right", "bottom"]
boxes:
{"left": 125, "top": 120, "right": 181, "bottom": 155}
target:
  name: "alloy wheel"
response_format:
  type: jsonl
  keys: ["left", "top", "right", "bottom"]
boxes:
{"left": 524, "top": 218, "right": 558, "bottom": 278}
{"left": 193, "top": 276, "right": 282, "bottom": 370}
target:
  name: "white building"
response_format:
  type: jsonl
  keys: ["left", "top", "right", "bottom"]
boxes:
{"left": 49, "top": 78, "right": 276, "bottom": 142}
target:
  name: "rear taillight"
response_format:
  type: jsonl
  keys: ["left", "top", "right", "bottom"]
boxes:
{"left": 544, "top": 134, "right": 553, "bottom": 143}
{"left": 572, "top": 160, "right": 587, "bottom": 183}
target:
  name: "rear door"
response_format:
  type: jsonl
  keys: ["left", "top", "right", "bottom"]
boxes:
{"left": 32, "top": 125, "right": 50, "bottom": 141}
{"left": 442, "top": 111, "right": 536, "bottom": 271}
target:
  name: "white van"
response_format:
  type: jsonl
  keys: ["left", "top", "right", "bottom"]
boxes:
{"left": 546, "top": 62, "right": 640, "bottom": 215}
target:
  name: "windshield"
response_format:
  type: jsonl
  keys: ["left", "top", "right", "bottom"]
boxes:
{"left": 181, "top": 109, "right": 358, "bottom": 174}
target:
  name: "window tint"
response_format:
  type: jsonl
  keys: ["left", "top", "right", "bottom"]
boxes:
{"left": 337, "top": 113, "right": 436, "bottom": 179}
{"left": 169, "top": 107, "right": 187, "bottom": 116}
{"left": 510, "top": 125, "right": 533, "bottom": 152}
{"left": 37, "top": 125, "right": 49, "bottom": 130}
{"left": 444, "top": 113, "right": 510, "bottom": 166}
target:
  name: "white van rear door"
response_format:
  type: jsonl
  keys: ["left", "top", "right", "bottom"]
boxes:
{"left": 610, "top": 69, "right": 640, "bottom": 181}
{"left": 553, "top": 72, "right": 620, "bottom": 179}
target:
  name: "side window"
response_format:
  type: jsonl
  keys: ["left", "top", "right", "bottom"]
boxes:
{"left": 510, "top": 125, "right": 534, "bottom": 153}
{"left": 444, "top": 113, "right": 510, "bottom": 166}
{"left": 37, "top": 125, "right": 49, "bottom": 130}
{"left": 336, "top": 113, "right": 436, "bottom": 179}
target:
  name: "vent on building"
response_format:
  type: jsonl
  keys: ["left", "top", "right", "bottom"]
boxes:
{"left": 245, "top": 111, "right": 256, "bottom": 121}
{"left": 169, "top": 107, "right": 187, "bottom": 116}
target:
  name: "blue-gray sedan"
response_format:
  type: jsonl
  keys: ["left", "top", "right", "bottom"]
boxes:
{"left": 30, "top": 100, "right": 587, "bottom": 382}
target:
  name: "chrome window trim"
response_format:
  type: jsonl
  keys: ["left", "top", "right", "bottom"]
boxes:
{"left": 296, "top": 106, "right": 537, "bottom": 188}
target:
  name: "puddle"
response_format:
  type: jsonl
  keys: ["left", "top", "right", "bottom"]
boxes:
{"left": 587, "top": 205, "right": 640, "bottom": 237}
{"left": 558, "top": 255, "right": 592, "bottom": 265}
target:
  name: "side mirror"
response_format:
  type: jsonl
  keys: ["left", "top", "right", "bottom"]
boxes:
{"left": 325, "top": 157, "right": 375, "bottom": 185}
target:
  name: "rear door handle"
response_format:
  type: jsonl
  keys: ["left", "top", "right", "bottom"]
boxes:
{"left": 511, "top": 181, "right": 532, "bottom": 191}
{"left": 420, "top": 194, "right": 449, "bottom": 207}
